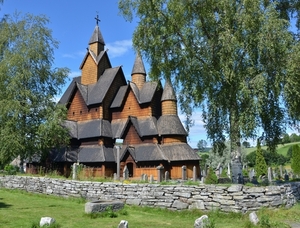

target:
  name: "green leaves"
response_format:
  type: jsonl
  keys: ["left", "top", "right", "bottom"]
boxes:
{"left": 0, "top": 13, "right": 70, "bottom": 165}
{"left": 119, "top": 0, "right": 298, "bottom": 155}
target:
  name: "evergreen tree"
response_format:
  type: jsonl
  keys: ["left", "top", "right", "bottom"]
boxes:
{"left": 255, "top": 139, "right": 268, "bottom": 177}
{"left": 291, "top": 144, "right": 300, "bottom": 175}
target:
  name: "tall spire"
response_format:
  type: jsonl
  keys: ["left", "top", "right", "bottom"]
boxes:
{"left": 131, "top": 53, "right": 146, "bottom": 89}
{"left": 88, "top": 14, "right": 105, "bottom": 55}
{"left": 161, "top": 79, "right": 177, "bottom": 115}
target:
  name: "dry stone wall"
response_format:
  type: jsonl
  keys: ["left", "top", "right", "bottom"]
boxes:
{"left": 0, "top": 176, "right": 299, "bottom": 213}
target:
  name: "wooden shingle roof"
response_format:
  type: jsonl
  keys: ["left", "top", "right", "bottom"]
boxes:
{"left": 157, "top": 115, "right": 187, "bottom": 136}
{"left": 58, "top": 76, "right": 81, "bottom": 105}
{"left": 160, "top": 143, "right": 201, "bottom": 161}
{"left": 77, "top": 119, "right": 112, "bottom": 139}
{"left": 89, "top": 25, "right": 105, "bottom": 45}
{"left": 161, "top": 80, "right": 177, "bottom": 101}
{"left": 78, "top": 145, "right": 115, "bottom": 162}
{"left": 131, "top": 53, "right": 146, "bottom": 75}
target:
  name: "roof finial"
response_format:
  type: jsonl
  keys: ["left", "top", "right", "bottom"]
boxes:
{"left": 95, "top": 13, "right": 100, "bottom": 25}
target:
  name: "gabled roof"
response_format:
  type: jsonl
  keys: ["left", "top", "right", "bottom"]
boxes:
{"left": 79, "top": 50, "right": 110, "bottom": 70}
{"left": 129, "top": 81, "right": 158, "bottom": 104}
{"left": 87, "top": 66, "right": 122, "bottom": 105}
{"left": 120, "top": 144, "right": 167, "bottom": 162}
{"left": 78, "top": 119, "right": 112, "bottom": 139}
{"left": 59, "top": 66, "right": 125, "bottom": 106}
{"left": 89, "top": 25, "right": 105, "bottom": 45}
{"left": 58, "top": 76, "right": 81, "bottom": 105}
{"left": 129, "top": 116, "right": 158, "bottom": 137}
{"left": 111, "top": 118, "right": 129, "bottom": 139}
{"left": 157, "top": 115, "right": 187, "bottom": 136}
{"left": 160, "top": 143, "right": 201, "bottom": 161}
{"left": 110, "top": 85, "right": 129, "bottom": 108}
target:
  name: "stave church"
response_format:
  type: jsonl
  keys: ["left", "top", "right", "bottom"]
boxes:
{"left": 51, "top": 18, "right": 200, "bottom": 180}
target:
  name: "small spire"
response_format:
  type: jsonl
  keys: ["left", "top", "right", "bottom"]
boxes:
{"left": 131, "top": 52, "right": 146, "bottom": 75}
{"left": 89, "top": 19, "right": 105, "bottom": 46}
{"left": 161, "top": 79, "right": 177, "bottom": 101}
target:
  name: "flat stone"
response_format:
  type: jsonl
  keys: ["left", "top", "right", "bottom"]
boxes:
{"left": 126, "top": 198, "right": 141, "bottom": 205}
{"left": 172, "top": 200, "right": 189, "bottom": 209}
{"left": 85, "top": 200, "right": 124, "bottom": 213}
{"left": 227, "top": 185, "right": 243, "bottom": 192}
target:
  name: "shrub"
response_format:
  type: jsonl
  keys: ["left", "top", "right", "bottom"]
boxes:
{"left": 291, "top": 144, "right": 300, "bottom": 175}
{"left": 255, "top": 140, "right": 267, "bottom": 177}
{"left": 4, "top": 164, "right": 18, "bottom": 175}
{"left": 204, "top": 167, "right": 218, "bottom": 184}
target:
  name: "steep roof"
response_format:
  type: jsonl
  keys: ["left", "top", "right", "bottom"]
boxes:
{"left": 78, "top": 119, "right": 112, "bottom": 139}
{"left": 161, "top": 80, "right": 177, "bottom": 101}
{"left": 157, "top": 115, "right": 187, "bottom": 136}
{"left": 129, "top": 116, "right": 158, "bottom": 137}
{"left": 110, "top": 85, "right": 129, "bottom": 108}
{"left": 79, "top": 50, "right": 110, "bottom": 70}
{"left": 111, "top": 118, "right": 129, "bottom": 139}
{"left": 120, "top": 144, "right": 167, "bottom": 162}
{"left": 89, "top": 25, "right": 105, "bottom": 45}
{"left": 78, "top": 145, "right": 115, "bottom": 162}
{"left": 59, "top": 66, "right": 125, "bottom": 106}
{"left": 131, "top": 53, "right": 146, "bottom": 75}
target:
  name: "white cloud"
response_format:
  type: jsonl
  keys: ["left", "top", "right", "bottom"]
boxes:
{"left": 106, "top": 39, "right": 132, "bottom": 58}
{"left": 62, "top": 51, "right": 86, "bottom": 59}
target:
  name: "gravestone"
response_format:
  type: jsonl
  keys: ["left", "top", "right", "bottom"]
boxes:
{"left": 143, "top": 174, "right": 148, "bottom": 182}
{"left": 231, "top": 158, "right": 243, "bottom": 184}
{"left": 114, "top": 173, "right": 117, "bottom": 181}
{"left": 249, "top": 169, "right": 254, "bottom": 181}
{"left": 118, "top": 220, "right": 129, "bottom": 228}
{"left": 72, "top": 163, "right": 77, "bottom": 180}
{"left": 150, "top": 175, "right": 154, "bottom": 183}
{"left": 157, "top": 166, "right": 164, "bottom": 182}
{"left": 123, "top": 166, "right": 129, "bottom": 180}
{"left": 268, "top": 167, "right": 273, "bottom": 183}
{"left": 280, "top": 165, "right": 283, "bottom": 178}
{"left": 193, "top": 166, "right": 197, "bottom": 182}
{"left": 165, "top": 171, "right": 170, "bottom": 181}
{"left": 227, "top": 163, "right": 231, "bottom": 178}
{"left": 182, "top": 165, "right": 187, "bottom": 180}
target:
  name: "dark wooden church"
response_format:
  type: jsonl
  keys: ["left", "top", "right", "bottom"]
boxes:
{"left": 53, "top": 20, "right": 200, "bottom": 179}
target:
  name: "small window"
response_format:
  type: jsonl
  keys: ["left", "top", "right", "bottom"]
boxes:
{"left": 80, "top": 110, "right": 82, "bottom": 115}
{"left": 95, "top": 108, "right": 98, "bottom": 112}
{"left": 73, "top": 112, "right": 75, "bottom": 116}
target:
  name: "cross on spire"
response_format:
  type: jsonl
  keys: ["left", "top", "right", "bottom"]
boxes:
{"left": 95, "top": 13, "right": 100, "bottom": 25}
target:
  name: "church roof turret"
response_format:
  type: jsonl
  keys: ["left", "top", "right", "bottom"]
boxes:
{"left": 89, "top": 15, "right": 105, "bottom": 46}
{"left": 131, "top": 53, "right": 146, "bottom": 75}
{"left": 161, "top": 80, "right": 177, "bottom": 101}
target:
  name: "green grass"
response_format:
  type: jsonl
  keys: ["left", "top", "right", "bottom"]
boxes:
{"left": 1, "top": 188, "right": 300, "bottom": 228}
{"left": 244, "top": 142, "right": 300, "bottom": 155}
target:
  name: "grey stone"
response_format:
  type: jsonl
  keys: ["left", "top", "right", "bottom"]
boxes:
{"left": 172, "top": 200, "right": 189, "bottom": 209}
{"left": 40, "top": 217, "right": 55, "bottom": 227}
{"left": 118, "top": 220, "right": 129, "bottom": 228}
{"left": 189, "top": 200, "right": 205, "bottom": 210}
{"left": 126, "top": 198, "right": 141, "bottom": 205}
{"left": 194, "top": 215, "right": 209, "bottom": 228}
{"left": 227, "top": 185, "right": 243, "bottom": 192}
{"left": 85, "top": 200, "right": 124, "bottom": 213}
{"left": 249, "top": 211, "right": 259, "bottom": 225}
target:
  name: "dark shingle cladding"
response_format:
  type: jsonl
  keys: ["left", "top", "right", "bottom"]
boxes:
{"left": 160, "top": 143, "right": 200, "bottom": 161}
{"left": 89, "top": 25, "right": 105, "bottom": 45}
{"left": 120, "top": 144, "right": 167, "bottom": 162}
{"left": 161, "top": 80, "right": 177, "bottom": 101}
{"left": 131, "top": 53, "right": 146, "bottom": 75}
{"left": 58, "top": 66, "right": 124, "bottom": 106}
{"left": 110, "top": 85, "right": 129, "bottom": 108}
{"left": 77, "top": 119, "right": 112, "bottom": 139}
{"left": 157, "top": 115, "right": 187, "bottom": 136}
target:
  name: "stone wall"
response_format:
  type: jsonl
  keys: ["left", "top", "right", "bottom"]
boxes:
{"left": 0, "top": 176, "right": 299, "bottom": 213}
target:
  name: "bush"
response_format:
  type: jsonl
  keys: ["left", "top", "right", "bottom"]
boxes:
{"left": 4, "top": 164, "right": 18, "bottom": 175}
{"left": 204, "top": 167, "right": 218, "bottom": 184}
{"left": 255, "top": 140, "right": 267, "bottom": 177}
{"left": 291, "top": 144, "right": 300, "bottom": 175}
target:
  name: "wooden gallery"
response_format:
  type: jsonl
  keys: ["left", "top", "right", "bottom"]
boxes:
{"left": 52, "top": 21, "right": 201, "bottom": 180}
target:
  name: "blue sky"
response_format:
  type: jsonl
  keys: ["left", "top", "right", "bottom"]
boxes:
{"left": 1, "top": 0, "right": 208, "bottom": 148}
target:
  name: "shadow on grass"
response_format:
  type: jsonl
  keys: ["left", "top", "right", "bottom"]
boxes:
{"left": 0, "top": 201, "right": 12, "bottom": 208}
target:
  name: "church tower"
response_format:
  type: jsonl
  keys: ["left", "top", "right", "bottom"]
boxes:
{"left": 161, "top": 80, "right": 177, "bottom": 115}
{"left": 131, "top": 53, "right": 146, "bottom": 90}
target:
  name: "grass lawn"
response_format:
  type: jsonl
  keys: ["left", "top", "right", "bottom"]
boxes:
{"left": 1, "top": 188, "right": 300, "bottom": 228}
{"left": 244, "top": 142, "right": 300, "bottom": 156}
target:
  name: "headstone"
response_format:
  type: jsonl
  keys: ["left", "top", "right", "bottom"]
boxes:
{"left": 227, "top": 163, "right": 231, "bottom": 178}
{"left": 143, "top": 174, "right": 148, "bottom": 182}
{"left": 141, "top": 174, "right": 144, "bottom": 181}
{"left": 251, "top": 176, "right": 259, "bottom": 185}
{"left": 182, "top": 165, "right": 187, "bottom": 180}
{"left": 193, "top": 166, "right": 197, "bottom": 182}
{"left": 72, "top": 163, "right": 77, "bottom": 180}
{"left": 280, "top": 165, "right": 283, "bottom": 178}
{"left": 156, "top": 166, "right": 164, "bottom": 182}
{"left": 249, "top": 169, "right": 254, "bottom": 181}
{"left": 231, "top": 158, "right": 243, "bottom": 184}
{"left": 200, "top": 177, "right": 205, "bottom": 184}
{"left": 123, "top": 165, "right": 129, "bottom": 180}
{"left": 118, "top": 220, "right": 129, "bottom": 228}
{"left": 237, "top": 173, "right": 244, "bottom": 184}
{"left": 116, "top": 146, "right": 120, "bottom": 181}
{"left": 165, "top": 171, "right": 169, "bottom": 181}
{"left": 249, "top": 212, "right": 259, "bottom": 225}
{"left": 194, "top": 215, "right": 209, "bottom": 228}
{"left": 40, "top": 217, "right": 55, "bottom": 227}
{"left": 114, "top": 173, "right": 117, "bottom": 181}
{"left": 150, "top": 175, "right": 154, "bottom": 183}
{"left": 268, "top": 167, "right": 273, "bottom": 182}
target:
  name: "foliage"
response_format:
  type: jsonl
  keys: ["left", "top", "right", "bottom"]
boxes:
{"left": 204, "top": 167, "right": 218, "bottom": 184}
{"left": 118, "top": 0, "right": 299, "bottom": 156}
{"left": 246, "top": 149, "right": 288, "bottom": 167}
{"left": 291, "top": 144, "right": 300, "bottom": 175}
{"left": 199, "top": 153, "right": 209, "bottom": 171}
{"left": 0, "top": 13, "right": 70, "bottom": 166}
{"left": 282, "top": 133, "right": 291, "bottom": 144}
{"left": 242, "top": 141, "right": 251, "bottom": 148}
{"left": 197, "top": 139, "right": 207, "bottom": 151}
{"left": 4, "top": 164, "right": 18, "bottom": 175}
{"left": 255, "top": 140, "right": 268, "bottom": 177}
